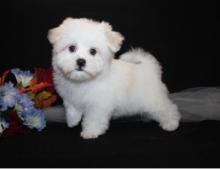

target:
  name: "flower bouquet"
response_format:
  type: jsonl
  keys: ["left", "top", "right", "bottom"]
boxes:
{"left": 0, "top": 68, "right": 57, "bottom": 137}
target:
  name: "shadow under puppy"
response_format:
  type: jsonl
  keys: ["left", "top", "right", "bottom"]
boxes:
{"left": 48, "top": 18, "right": 181, "bottom": 139}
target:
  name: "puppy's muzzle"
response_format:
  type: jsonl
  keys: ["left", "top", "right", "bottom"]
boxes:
{"left": 76, "top": 58, "right": 86, "bottom": 70}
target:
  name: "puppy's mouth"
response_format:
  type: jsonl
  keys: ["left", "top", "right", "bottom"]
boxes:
{"left": 63, "top": 68, "right": 95, "bottom": 78}
{"left": 56, "top": 64, "right": 97, "bottom": 80}
{"left": 77, "top": 69, "right": 95, "bottom": 78}
{"left": 75, "top": 67, "right": 84, "bottom": 71}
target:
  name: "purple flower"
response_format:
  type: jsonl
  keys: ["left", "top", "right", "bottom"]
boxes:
{"left": 15, "top": 93, "right": 34, "bottom": 114}
{"left": 11, "top": 68, "right": 34, "bottom": 87}
{"left": 14, "top": 94, "right": 46, "bottom": 131}
{"left": 2, "top": 87, "right": 47, "bottom": 132}
{"left": 0, "top": 69, "right": 47, "bottom": 134}
{"left": 0, "top": 82, "right": 19, "bottom": 111}
{"left": 20, "top": 108, "right": 46, "bottom": 131}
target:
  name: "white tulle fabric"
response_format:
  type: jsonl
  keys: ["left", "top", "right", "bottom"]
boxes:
{"left": 44, "top": 87, "right": 220, "bottom": 123}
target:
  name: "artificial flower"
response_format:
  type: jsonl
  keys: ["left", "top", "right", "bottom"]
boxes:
{"left": 0, "top": 82, "right": 19, "bottom": 111}
{"left": 11, "top": 68, "right": 34, "bottom": 88}
{"left": 21, "top": 108, "right": 46, "bottom": 131}
{"left": 0, "top": 70, "right": 10, "bottom": 86}
{"left": 34, "top": 67, "right": 55, "bottom": 92}
{"left": 0, "top": 67, "right": 56, "bottom": 137}
{"left": 20, "top": 82, "right": 52, "bottom": 94}
{"left": 0, "top": 117, "right": 9, "bottom": 134}
{"left": 34, "top": 67, "right": 53, "bottom": 84}
{"left": 1, "top": 111, "right": 30, "bottom": 137}
{"left": 15, "top": 93, "right": 34, "bottom": 115}
{"left": 35, "top": 91, "right": 57, "bottom": 108}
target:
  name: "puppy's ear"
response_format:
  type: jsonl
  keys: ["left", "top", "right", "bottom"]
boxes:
{"left": 101, "top": 22, "right": 124, "bottom": 53}
{"left": 47, "top": 27, "right": 61, "bottom": 44}
{"left": 48, "top": 17, "right": 74, "bottom": 44}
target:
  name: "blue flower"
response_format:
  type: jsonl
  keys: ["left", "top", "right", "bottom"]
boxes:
{"left": 13, "top": 93, "right": 46, "bottom": 131}
{"left": 0, "top": 117, "right": 9, "bottom": 134}
{"left": 11, "top": 68, "right": 34, "bottom": 87}
{"left": 21, "top": 108, "right": 46, "bottom": 131}
{"left": 15, "top": 93, "right": 34, "bottom": 113}
{"left": 0, "top": 82, "right": 19, "bottom": 111}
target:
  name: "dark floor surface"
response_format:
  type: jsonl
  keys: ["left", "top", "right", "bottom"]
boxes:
{"left": 1, "top": 120, "right": 220, "bottom": 167}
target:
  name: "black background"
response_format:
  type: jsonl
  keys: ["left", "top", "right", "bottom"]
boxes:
{"left": 2, "top": 0, "right": 219, "bottom": 92}
{"left": 1, "top": 0, "right": 220, "bottom": 167}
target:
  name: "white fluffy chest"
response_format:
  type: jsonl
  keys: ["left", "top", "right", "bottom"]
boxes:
{"left": 54, "top": 73, "right": 113, "bottom": 112}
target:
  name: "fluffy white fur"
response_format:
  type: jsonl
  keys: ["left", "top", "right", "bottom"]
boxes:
{"left": 48, "top": 17, "right": 181, "bottom": 139}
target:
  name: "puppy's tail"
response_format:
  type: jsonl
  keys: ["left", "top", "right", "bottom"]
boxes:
{"left": 119, "top": 48, "right": 162, "bottom": 75}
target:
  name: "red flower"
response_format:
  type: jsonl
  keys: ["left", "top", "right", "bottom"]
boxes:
{"left": 20, "top": 82, "right": 53, "bottom": 93}
{"left": 2, "top": 111, "right": 30, "bottom": 137}
{"left": 0, "top": 67, "right": 58, "bottom": 137}
{"left": 0, "top": 70, "right": 10, "bottom": 86}
{"left": 35, "top": 67, "right": 53, "bottom": 83}
{"left": 19, "top": 67, "right": 55, "bottom": 94}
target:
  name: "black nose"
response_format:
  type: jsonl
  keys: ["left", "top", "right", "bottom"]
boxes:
{"left": 76, "top": 58, "right": 86, "bottom": 68}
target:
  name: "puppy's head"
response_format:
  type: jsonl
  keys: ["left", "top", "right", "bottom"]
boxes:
{"left": 48, "top": 17, "right": 124, "bottom": 82}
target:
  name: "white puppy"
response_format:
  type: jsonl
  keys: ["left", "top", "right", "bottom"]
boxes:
{"left": 48, "top": 17, "right": 181, "bottom": 139}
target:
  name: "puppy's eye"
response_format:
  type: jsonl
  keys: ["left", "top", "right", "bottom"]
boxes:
{"left": 68, "top": 45, "right": 76, "bottom": 53}
{"left": 89, "top": 48, "right": 97, "bottom": 56}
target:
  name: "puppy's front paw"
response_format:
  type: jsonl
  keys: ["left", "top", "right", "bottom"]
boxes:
{"left": 66, "top": 117, "right": 80, "bottom": 128}
{"left": 66, "top": 113, "right": 81, "bottom": 128}
{"left": 80, "top": 130, "right": 102, "bottom": 139}
{"left": 160, "top": 119, "right": 179, "bottom": 131}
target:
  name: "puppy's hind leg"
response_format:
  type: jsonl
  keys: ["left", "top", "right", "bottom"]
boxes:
{"left": 144, "top": 96, "right": 181, "bottom": 131}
